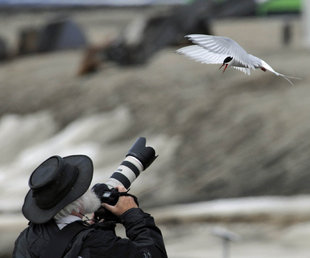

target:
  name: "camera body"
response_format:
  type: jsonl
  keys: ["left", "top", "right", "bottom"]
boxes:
{"left": 92, "top": 137, "right": 157, "bottom": 221}
{"left": 96, "top": 186, "right": 120, "bottom": 206}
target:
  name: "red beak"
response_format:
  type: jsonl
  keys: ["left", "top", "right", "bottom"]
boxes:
{"left": 223, "top": 64, "right": 228, "bottom": 72}
{"left": 219, "top": 64, "right": 228, "bottom": 73}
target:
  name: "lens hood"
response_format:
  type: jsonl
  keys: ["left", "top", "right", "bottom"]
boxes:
{"left": 126, "top": 137, "right": 157, "bottom": 169}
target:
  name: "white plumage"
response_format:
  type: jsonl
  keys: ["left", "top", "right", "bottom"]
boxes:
{"left": 177, "top": 34, "right": 300, "bottom": 85}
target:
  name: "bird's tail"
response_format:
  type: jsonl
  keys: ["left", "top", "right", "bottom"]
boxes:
{"left": 278, "top": 73, "right": 302, "bottom": 86}
{"left": 260, "top": 60, "right": 302, "bottom": 86}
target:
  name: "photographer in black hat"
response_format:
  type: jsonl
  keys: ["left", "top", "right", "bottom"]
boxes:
{"left": 13, "top": 155, "right": 167, "bottom": 258}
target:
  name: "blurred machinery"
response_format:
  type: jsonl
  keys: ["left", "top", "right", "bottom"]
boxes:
{"left": 303, "top": 0, "right": 310, "bottom": 46}
{"left": 78, "top": 0, "right": 257, "bottom": 75}
{"left": 18, "top": 16, "right": 87, "bottom": 56}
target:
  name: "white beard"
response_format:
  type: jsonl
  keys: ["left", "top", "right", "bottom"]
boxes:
{"left": 79, "top": 189, "right": 101, "bottom": 214}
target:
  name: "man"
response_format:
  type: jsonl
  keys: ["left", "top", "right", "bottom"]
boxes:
{"left": 13, "top": 155, "right": 168, "bottom": 258}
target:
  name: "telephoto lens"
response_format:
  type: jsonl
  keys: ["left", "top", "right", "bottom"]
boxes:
{"left": 105, "top": 137, "right": 157, "bottom": 189}
{"left": 93, "top": 137, "right": 157, "bottom": 206}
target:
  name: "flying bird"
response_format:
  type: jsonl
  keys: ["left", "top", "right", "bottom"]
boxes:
{"left": 176, "top": 34, "right": 300, "bottom": 86}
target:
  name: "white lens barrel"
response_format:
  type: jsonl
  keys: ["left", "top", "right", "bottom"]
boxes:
{"left": 106, "top": 156, "right": 144, "bottom": 189}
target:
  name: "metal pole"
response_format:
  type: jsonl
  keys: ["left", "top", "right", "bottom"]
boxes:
{"left": 212, "top": 227, "right": 240, "bottom": 258}
{"left": 282, "top": 20, "right": 292, "bottom": 46}
{"left": 303, "top": 0, "right": 310, "bottom": 47}
{"left": 222, "top": 239, "right": 230, "bottom": 258}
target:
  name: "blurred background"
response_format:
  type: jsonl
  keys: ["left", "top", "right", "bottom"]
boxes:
{"left": 0, "top": 0, "right": 310, "bottom": 257}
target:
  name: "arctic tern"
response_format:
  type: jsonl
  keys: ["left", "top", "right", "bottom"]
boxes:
{"left": 177, "top": 34, "right": 300, "bottom": 85}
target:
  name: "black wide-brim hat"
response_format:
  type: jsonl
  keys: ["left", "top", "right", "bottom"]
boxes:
{"left": 22, "top": 155, "right": 93, "bottom": 224}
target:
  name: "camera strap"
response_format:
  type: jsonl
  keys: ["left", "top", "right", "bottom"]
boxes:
{"left": 41, "top": 221, "right": 89, "bottom": 258}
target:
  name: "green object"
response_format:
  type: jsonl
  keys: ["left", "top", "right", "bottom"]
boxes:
{"left": 257, "top": 0, "right": 302, "bottom": 15}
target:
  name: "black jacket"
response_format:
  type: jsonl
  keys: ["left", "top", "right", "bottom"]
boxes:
{"left": 13, "top": 208, "right": 168, "bottom": 258}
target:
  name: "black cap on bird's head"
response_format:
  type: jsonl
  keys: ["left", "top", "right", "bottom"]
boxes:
{"left": 223, "top": 56, "right": 233, "bottom": 64}
{"left": 219, "top": 56, "right": 233, "bottom": 73}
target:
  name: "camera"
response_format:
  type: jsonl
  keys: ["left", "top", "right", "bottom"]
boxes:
{"left": 93, "top": 137, "right": 157, "bottom": 218}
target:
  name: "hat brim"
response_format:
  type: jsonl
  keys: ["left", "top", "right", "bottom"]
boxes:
{"left": 22, "top": 155, "right": 94, "bottom": 224}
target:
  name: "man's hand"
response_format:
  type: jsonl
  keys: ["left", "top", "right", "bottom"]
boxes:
{"left": 102, "top": 185, "right": 138, "bottom": 217}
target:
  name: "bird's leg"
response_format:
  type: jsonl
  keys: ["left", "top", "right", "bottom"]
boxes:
{"left": 219, "top": 64, "right": 225, "bottom": 70}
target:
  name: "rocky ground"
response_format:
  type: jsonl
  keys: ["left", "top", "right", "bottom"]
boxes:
{"left": 0, "top": 9, "right": 309, "bottom": 205}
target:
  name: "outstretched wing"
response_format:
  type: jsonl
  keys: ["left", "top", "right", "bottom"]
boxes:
{"left": 185, "top": 34, "right": 261, "bottom": 69}
{"left": 176, "top": 45, "right": 227, "bottom": 65}
{"left": 177, "top": 45, "right": 252, "bottom": 75}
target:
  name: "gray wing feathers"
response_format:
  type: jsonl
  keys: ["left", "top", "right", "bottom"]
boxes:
{"left": 232, "top": 67, "right": 251, "bottom": 75}
{"left": 186, "top": 34, "right": 235, "bottom": 56}
{"left": 186, "top": 34, "right": 260, "bottom": 69}
{"left": 177, "top": 34, "right": 300, "bottom": 85}
{"left": 177, "top": 45, "right": 252, "bottom": 76}
{"left": 177, "top": 45, "right": 227, "bottom": 65}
